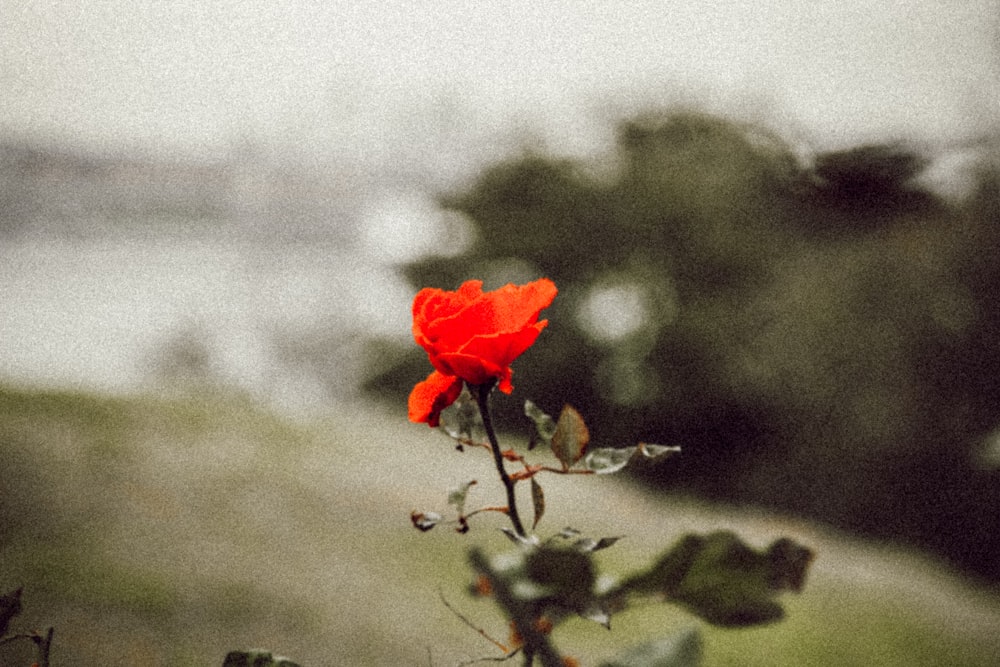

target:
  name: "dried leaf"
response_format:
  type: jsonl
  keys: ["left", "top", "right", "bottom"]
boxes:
{"left": 531, "top": 477, "right": 546, "bottom": 530}
{"left": 551, "top": 405, "right": 590, "bottom": 468}
{"left": 410, "top": 511, "right": 443, "bottom": 532}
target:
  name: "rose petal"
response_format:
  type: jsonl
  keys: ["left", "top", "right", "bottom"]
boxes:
{"left": 433, "top": 352, "right": 505, "bottom": 387}
{"left": 457, "top": 321, "right": 548, "bottom": 370}
{"left": 409, "top": 278, "right": 557, "bottom": 417}
{"left": 412, "top": 280, "right": 483, "bottom": 345}
{"left": 423, "top": 279, "right": 556, "bottom": 353}
{"left": 408, "top": 370, "right": 464, "bottom": 426}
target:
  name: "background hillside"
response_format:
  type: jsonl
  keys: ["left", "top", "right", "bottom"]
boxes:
{"left": 2, "top": 385, "right": 1000, "bottom": 666}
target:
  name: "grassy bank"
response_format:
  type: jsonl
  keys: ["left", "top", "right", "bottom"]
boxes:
{"left": 1, "top": 384, "right": 999, "bottom": 666}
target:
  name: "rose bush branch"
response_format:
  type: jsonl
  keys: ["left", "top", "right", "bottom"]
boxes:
{"left": 405, "top": 279, "right": 815, "bottom": 666}
{"left": 474, "top": 380, "right": 527, "bottom": 537}
{"left": 469, "top": 548, "right": 565, "bottom": 667}
{"left": 409, "top": 279, "right": 556, "bottom": 540}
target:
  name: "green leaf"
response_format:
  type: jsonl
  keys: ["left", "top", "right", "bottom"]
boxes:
{"left": 555, "top": 527, "right": 582, "bottom": 540}
{"left": 574, "top": 536, "right": 624, "bottom": 553}
{"left": 583, "top": 447, "right": 634, "bottom": 474}
{"left": 525, "top": 399, "right": 557, "bottom": 450}
{"left": 447, "top": 480, "right": 477, "bottom": 515}
{"left": 531, "top": 477, "right": 546, "bottom": 530}
{"left": 524, "top": 545, "right": 596, "bottom": 609}
{"left": 583, "top": 444, "right": 680, "bottom": 474}
{"left": 636, "top": 443, "right": 681, "bottom": 461}
{"left": 622, "top": 531, "right": 815, "bottom": 627}
{"left": 764, "top": 537, "right": 815, "bottom": 592}
{"left": 600, "top": 627, "right": 703, "bottom": 667}
{"left": 222, "top": 650, "right": 301, "bottom": 667}
{"left": 551, "top": 404, "right": 590, "bottom": 468}
{"left": 0, "top": 588, "right": 22, "bottom": 636}
{"left": 439, "top": 389, "right": 480, "bottom": 446}
{"left": 547, "top": 528, "right": 622, "bottom": 553}
{"left": 501, "top": 527, "right": 538, "bottom": 546}
{"left": 579, "top": 601, "right": 612, "bottom": 629}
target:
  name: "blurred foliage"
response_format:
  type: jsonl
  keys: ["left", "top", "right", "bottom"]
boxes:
{"left": 222, "top": 650, "right": 301, "bottom": 667}
{"left": 3, "top": 385, "right": 1000, "bottom": 665}
{"left": 367, "top": 110, "right": 1000, "bottom": 582}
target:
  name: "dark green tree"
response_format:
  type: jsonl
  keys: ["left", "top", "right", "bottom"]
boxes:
{"left": 369, "top": 110, "right": 1000, "bottom": 581}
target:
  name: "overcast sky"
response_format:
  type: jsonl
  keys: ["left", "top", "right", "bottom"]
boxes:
{"left": 3, "top": 0, "right": 998, "bottom": 164}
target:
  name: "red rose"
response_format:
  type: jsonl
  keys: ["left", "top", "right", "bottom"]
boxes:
{"left": 408, "top": 278, "right": 558, "bottom": 426}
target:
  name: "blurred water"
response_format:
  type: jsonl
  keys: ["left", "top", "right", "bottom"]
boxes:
{"left": 4, "top": 0, "right": 998, "bottom": 412}
{"left": 0, "top": 221, "right": 414, "bottom": 408}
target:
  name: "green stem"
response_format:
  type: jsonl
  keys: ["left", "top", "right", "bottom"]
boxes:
{"left": 474, "top": 382, "right": 527, "bottom": 538}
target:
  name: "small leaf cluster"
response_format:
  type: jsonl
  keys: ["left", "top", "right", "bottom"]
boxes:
{"left": 414, "top": 393, "right": 679, "bottom": 535}
{"left": 521, "top": 400, "right": 679, "bottom": 532}
{"left": 468, "top": 528, "right": 812, "bottom": 665}
{"left": 526, "top": 401, "right": 680, "bottom": 475}
{"left": 477, "top": 528, "right": 812, "bottom": 624}
{"left": 411, "top": 479, "right": 484, "bottom": 534}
